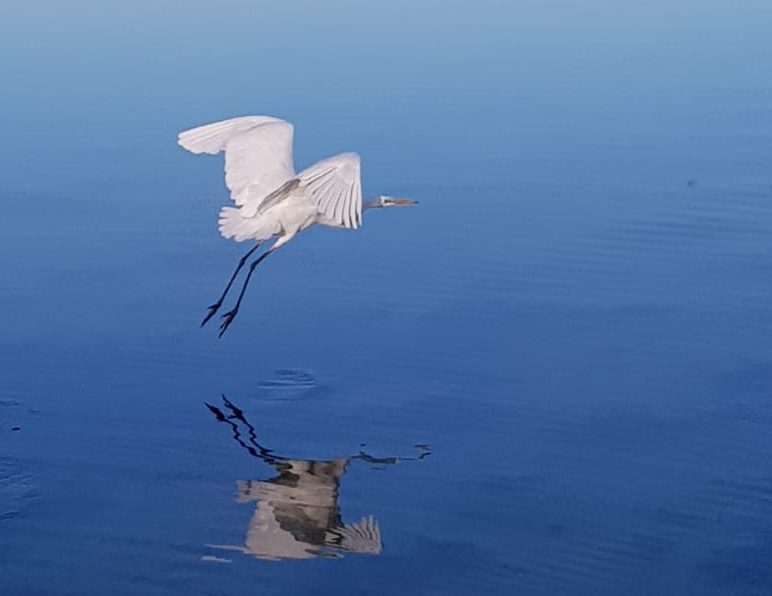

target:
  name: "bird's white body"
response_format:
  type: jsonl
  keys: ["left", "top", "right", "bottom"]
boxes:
{"left": 219, "top": 190, "right": 318, "bottom": 247}
{"left": 177, "top": 115, "right": 415, "bottom": 335}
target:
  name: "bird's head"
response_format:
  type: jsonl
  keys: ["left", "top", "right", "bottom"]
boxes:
{"left": 378, "top": 195, "right": 418, "bottom": 207}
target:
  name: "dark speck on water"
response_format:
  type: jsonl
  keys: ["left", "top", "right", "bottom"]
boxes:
{"left": 2, "top": 1, "right": 772, "bottom": 595}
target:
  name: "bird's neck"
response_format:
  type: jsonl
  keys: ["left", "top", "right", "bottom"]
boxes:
{"left": 363, "top": 197, "right": 383, "bottom": 211}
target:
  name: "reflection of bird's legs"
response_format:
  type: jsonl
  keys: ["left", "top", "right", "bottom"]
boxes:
{"left": 221, "top": 395, "right": 275, "bottom": 457}
{"left": 205, "top": 401, "right": 269, "bottom": 461}
{"left": 201, "top": 242, "right": 261, "bottom": 327}
{"left": 218, "top": 246, "right": 276, "bottom": 337}
{"left": 207, "top": 397, "right": 289, "bottom": 466}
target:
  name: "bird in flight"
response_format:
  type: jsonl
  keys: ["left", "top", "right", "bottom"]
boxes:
{"left": 177, "top": 116, "right": 416, "bottom": 337}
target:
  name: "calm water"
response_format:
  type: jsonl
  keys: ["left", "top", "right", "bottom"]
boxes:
{"left": 2, "top": 1, "right": 772, "bottom": 594}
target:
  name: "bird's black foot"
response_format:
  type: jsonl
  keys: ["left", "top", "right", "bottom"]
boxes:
{"left": 201, "top": 302, "right": 222, "bottom": 327}
{"left": 218, "top": 308, "right": 239, "bottom": 338}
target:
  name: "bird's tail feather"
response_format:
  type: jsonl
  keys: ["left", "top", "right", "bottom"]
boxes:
{"left": 218, "top": 207, "right": 277, "bottom": 242}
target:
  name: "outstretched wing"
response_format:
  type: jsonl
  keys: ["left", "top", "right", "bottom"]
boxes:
{"left": 297, "top": 153, "right": 362, "bottom": 230}
{"left": 177, "top": 116, "right": 295, "bottom": 212}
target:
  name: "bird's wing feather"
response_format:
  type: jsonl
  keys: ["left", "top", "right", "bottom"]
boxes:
{"left": 327, "top": 516, "right": 381, "bottom": 554}
{"left": 177, "top": 116, "right": 295, "bottom": 212}
{"left": 177, "top": 116, "right": 281, "bottom": 154}
{"left": 297, "top": 153, "right": 362, "bottom": 229}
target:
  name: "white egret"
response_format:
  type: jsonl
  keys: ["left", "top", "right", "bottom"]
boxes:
{"left": 177, "top": 115, "right": 417, "bottom": 336}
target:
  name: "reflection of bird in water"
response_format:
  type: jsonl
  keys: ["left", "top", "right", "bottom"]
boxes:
{"left": 229, "top": 459, "right": 380, "bottom": 560}
{"left": 205, "top": 396, "right": 428, "bottom": 561}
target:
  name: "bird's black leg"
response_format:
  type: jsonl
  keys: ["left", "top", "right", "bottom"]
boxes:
{"left": 201, "top": 242, "right": 261, "bottom": 327}
{"left": 218, "top": 247, "right": 275, "bottom": 337}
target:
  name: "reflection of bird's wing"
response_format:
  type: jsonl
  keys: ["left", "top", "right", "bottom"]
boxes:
{"left": 236, "top": 479, "right": 336, "bottom": 560}
{"left": 328, "top": 515, "right": 382, "bottom": 554}
{"left": 297, "top": 153, "right": 362, "bottom": 230}
{"left": 177, "top": 116, "right": 295, "bottom": 214}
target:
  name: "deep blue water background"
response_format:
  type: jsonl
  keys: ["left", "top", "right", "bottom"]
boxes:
{"left": 2, "top": 1, "right": 772, "bottom": 594}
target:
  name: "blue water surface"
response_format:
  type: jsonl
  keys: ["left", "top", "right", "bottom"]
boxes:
{"left": 2, "top": 1, "right": 772, "bottom": 594}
